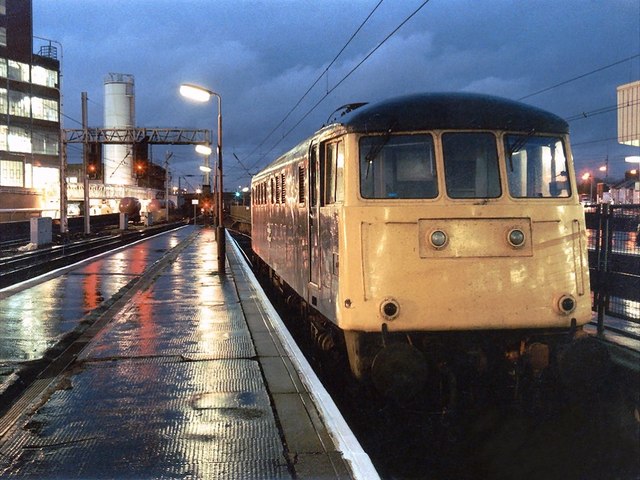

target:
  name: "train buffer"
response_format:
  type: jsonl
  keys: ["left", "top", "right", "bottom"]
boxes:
{"left": 0, "top": 226, "right": 377, "bottom": 479}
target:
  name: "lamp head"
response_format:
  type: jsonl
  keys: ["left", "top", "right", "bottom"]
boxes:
{"left": 180, "top": 83, "right": 212, "bottom": 103}
{"left": 195, "top": 144, "right": 212, "bottom": 155}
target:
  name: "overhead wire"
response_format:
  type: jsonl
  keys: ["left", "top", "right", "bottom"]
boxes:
{"left": 247, "top": 0, "right": 433, "bottom": 172}
{"left": 518, "top": 54, "right": 640, "bottom": 101}
{"left": 516, "top": 54, "right": 640, "bottom": 154}
{"left": 244, "top": 0, "right": 385, "bottom": 165}
{"left": 566, "top": 98, "right": 640, "bottom": 122}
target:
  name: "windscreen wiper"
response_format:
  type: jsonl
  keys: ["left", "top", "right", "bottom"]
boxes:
{"left": 364, "top": 123, "right": 396, "bottom": 179}
{"left": 506, "top": 128, "right": 536, "bottom": 171}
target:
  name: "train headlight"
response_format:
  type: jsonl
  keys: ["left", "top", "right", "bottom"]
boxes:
{"left": 557, "top": 294, "right": 577, "bottom": 315}
{"left": 380, "top": 298, "right": 400, "bottom": 320}
{"left": 507, "top": 228, "right": 526, "bottom": 248}
{"left": 429, "top": 230, "right": 448, "bottom": 249}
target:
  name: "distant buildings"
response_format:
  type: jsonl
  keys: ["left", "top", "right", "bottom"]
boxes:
{"left": 0, "top": 0, "right": 61, "bottom": 221}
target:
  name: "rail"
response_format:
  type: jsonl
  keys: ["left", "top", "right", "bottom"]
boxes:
{"left": 0, "top": 222, "right": 187, "bottom": 289}
{"left": 585, "top": 203, "right": 640, "bottom": 341}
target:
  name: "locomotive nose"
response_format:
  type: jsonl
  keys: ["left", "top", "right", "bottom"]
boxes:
{"left": 371, "top": 343, "right": 429, "bottom": 400}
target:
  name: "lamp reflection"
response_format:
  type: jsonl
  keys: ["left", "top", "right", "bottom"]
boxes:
{"left": 83, "top": 259, "right": 105, "bottom": 311}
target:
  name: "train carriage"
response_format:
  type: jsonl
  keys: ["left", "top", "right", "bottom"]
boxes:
{"left": 251, "top": 93, "right": 592, "bottom": 400}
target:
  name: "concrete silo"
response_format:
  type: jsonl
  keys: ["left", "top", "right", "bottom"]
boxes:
{"left": 103, "top": 73, "right": 135, "bottom": 185}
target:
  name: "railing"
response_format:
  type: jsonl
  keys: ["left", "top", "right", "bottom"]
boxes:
{"left": 585, "top": 203, "right": 640, "bottom": 341}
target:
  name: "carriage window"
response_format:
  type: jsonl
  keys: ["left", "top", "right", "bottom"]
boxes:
{"left": 324, "top": 140, "right": 344, "bottom": 204}
{"left": 359, "top": 134, "right": 437, "bottom": 199}
{"left": 442, "top": 133, "right": 501, "bottom": 199}
{"left": 505, "top": 135, "right": 570, "bottom": 198}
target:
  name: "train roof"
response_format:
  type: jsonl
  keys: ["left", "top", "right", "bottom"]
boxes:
{"left": 339, "top": 92, "right": 569, "bottom": 134}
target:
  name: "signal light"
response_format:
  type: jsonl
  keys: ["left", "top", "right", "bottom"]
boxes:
{"left": 86, "top": 142, "right": 102, "bottom": 180}
{"left": 134, "top": 161, "right": 146, "bottom": 179}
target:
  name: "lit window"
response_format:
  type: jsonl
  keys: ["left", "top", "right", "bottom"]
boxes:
{"left": 32, "top": 96, "right": 58, "bottom": 121}
{"left": 32, "top": 65, "right": 58, "bottom": 88}
{"left": 0, "top": 159, "right": 24, "bottom": 187}
{"left": 8, "top": 126, "right": 31, "bottom": 153}
{"left": 8, "top": 60, "right": 29, "bottom": 82}
{"left": 0, "top": 87, "right": 6, "bottom": 114}
{"left": 8, "top": 90, "right": 30, "bottom": 117}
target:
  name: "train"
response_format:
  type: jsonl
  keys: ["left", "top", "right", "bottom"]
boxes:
{"left": 251, "top": 92, "right": 595, "bottom": 403}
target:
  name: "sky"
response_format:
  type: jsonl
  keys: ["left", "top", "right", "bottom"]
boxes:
{"left": 32, "top": 0, "right": 640, "bottom": 190}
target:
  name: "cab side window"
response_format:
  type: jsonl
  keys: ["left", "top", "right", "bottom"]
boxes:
{"left": 323, "top": 140, "right": 344, "bottom": 205}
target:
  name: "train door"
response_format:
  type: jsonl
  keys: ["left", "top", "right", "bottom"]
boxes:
{"left": 308, "top": 143, "right": 321, "bottom": 289}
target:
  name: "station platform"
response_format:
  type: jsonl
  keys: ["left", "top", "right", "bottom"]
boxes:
{"left": 0, "top": 226, "right": 378, "bottom": 479}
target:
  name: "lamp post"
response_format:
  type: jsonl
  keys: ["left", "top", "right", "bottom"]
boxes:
{"left": 196, "top": 143, "right": 214, "bottom": 226}
{"left": 180, "top": 83, "right": 225, "bottom": 274}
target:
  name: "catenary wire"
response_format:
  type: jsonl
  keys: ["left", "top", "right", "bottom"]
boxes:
{"left": 247, "top": 0, "right": 433, "bottom": 172}
{"left": 244, "top": 0, "right": 385, "bottom": 166}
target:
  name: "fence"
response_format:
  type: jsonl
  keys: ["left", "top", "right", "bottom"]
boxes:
{"left": 584, "top": 203, "right": 640, "bottom": 340}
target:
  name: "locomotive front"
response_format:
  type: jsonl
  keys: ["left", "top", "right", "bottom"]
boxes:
{"left": 335, "top": 94, "right": 593, "bottom": 399}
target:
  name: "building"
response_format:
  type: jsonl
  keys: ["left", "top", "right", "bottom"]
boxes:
{"left": 617, "top": 80, "right": 640, "bottom": 148}
{"left": 616, "top": 81, "right": 640, "bottom": 204}
{"left": 0, "top": 0, "right": 61, "bottom": 222}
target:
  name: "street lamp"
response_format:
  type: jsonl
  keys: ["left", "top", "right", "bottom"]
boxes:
{"left": 581, "top": 172, "right": 593, "bottom": 202}
{"left": 195, "top": 143, "right": 212, "bottom": 188}
{"left": 180, "top": 83, "right": 225, "bottom": 274}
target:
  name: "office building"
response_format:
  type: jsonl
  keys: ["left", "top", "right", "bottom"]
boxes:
{"left": 0, "top": 0, "right": 61, "bottom": 221}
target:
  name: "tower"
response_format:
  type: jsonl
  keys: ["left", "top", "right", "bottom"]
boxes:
{"left": 103, "top": 73, "right": 135, "bottom": 185}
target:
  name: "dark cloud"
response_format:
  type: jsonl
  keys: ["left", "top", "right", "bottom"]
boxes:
{"left": 33, "top": 0, "right": 639, "bottom": 186}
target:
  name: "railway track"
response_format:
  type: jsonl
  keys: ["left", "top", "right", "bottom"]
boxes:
{"left": 0, "top": 221, "right": 187, "bottom": 290}
{"left": 228, "top": 232, "right": 639, "bottom": 479}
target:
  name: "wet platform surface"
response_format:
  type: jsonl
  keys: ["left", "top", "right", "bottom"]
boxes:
{"left": 0, "top": 226, "right": 373, "bottom": 479}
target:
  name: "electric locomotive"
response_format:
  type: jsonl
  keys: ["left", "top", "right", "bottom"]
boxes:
{"left": 251, "top": 93, "right": 593, "bottom": 401}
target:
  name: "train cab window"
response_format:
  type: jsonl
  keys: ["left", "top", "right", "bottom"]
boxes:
{"left": 359, "top": 134, "right": 437, "bottom": 199}
{"left": 324, "top": 140, "right": 344, "bottom": 204}
{"left": 504, "top": 135, "right": 570, "bottom": 198}
{"left": 442, "top": 133, "right": 501, "bottom": 199}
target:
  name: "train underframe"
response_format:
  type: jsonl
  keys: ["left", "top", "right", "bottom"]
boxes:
{"left": 256, "top": 257, "right": 610, "bottom": 410}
